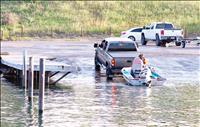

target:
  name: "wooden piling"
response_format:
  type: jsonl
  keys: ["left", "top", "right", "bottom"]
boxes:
{"left": 28, "top": 57, "right": 34, "bottom": 101}
{"left": 22, "top": 50, "right": 27, "bottom": 89}
{"left": 34, "top": 71, "right": 39, "bottom": 89}
{"left": 39, "top": 58, "right": 45, "bottom": 114}
{"left": 45, "top": 72, "right": 50, "bottom": 86}
{"left": 16, "top": 69, "right": 20, "bottom": 85}
{"left": 18, "top": 70, "right": 22, "bottom": 87}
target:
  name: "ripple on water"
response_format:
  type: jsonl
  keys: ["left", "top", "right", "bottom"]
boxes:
{"left": 1, "top": 75, "right": 200, "bottom": 126}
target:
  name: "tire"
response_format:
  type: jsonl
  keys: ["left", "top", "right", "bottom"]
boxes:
{"left": 175, "top": 41, "right": 181, "bottom": 46}
{"left": 181, "top": 41, "right": 186, "bottom": 48}
{"left": 128, "top": 36, "right": 135, "bottom": 41}
{"left": 141, "top": 34, "right": 147, "bottom": 45}
{"left": 161, "top": 41, "right": 167, "bottom": 47}
{"left": 106, "top": 66, "right": 113, "bottom": 80}
{"left": 94, "top": 57, "right": 100, "bottom": 71}
{"left": 128, "top": 36, "right": 138, "bottom": 48}
{"left": 156, "top": 34, "right": 161, "bottom": 46}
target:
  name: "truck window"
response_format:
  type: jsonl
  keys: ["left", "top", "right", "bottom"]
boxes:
{"left": 100, "top": 40, "right": 106, "bottom": 48}
{"left": 131, "top": 28, "right": 142, "bottom": 32}
{"left": 103, "top": 41, "right": 108, "bottom": 50}
{"left": 145, "top": 24, "right": 151, "bottom": 29}
{"left": 108, "top": 42, "right": 137, "bottom": 51}
{"left": 156, "top": 23, "right": 173, "bottom": 29}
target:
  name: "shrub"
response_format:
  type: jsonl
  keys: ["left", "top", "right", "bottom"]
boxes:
{"left": 1, "top": 12, "right": 19, "bottom": 25}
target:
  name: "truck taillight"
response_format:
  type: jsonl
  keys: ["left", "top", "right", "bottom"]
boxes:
{"left": 161, "top": 30, "right": 164, "bottom": 35}
{"left": 121, "top": 31, "right": 126, "bottom": 35}
{"left": 111, "top": 59, "right": 115, "bottom": 66}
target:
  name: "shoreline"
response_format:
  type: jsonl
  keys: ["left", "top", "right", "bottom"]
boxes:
{"left": 1, "top": 32, "right": 199, "bottom": 42}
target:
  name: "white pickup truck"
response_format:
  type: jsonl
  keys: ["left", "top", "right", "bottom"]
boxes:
{"left": 141, "top": 22, "right": 184, "bottom": 46}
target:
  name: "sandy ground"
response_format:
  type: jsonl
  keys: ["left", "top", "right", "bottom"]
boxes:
{"left": 1, "top": 39, "right": 200, "bottom": 84}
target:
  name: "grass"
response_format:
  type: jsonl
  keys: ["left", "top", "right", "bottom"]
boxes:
{"left": 1, "top": 1, "right": 200, "bottom": 40}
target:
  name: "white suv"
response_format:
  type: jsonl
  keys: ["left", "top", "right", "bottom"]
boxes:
{"left": 120, "top": 27, "right": 143, "bottom": 42}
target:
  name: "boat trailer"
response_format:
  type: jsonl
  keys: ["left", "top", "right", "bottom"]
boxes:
{"left": 174, "top": 37, "right": 200, "bottom": 48}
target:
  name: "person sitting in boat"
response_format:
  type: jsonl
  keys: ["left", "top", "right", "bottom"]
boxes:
{"left": 131, "top": 54, "right": 151, "bottom": 77}
{"left": 131, "top": 54, "right": 145, "bottom": 77}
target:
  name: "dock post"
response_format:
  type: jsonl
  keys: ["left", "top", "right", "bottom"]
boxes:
{"left": 22, "top": 50, "right": 27, "bottom": 89}
{"left": 45, "top": 72, "right": 50, "bottom": 86}
{"left": 39, "top": 58, "right": 45, "bottom": 114}
{"left": 28, "top": 57, "right": 34, "bottom": 101}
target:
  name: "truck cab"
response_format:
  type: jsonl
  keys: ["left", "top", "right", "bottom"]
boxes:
{"left": 94, "top": 37, "right": 138, "bottom": 80}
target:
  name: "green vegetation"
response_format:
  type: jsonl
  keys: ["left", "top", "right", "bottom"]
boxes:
{"left": 1, "top": 1, "right": 200, "bottom": 40}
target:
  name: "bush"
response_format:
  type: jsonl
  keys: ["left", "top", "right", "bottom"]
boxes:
{"left": 1, "top": 1, "right": 199, "bottom": 40}
{"left": 1, "top": 12, "right": 19, "bottom": 25}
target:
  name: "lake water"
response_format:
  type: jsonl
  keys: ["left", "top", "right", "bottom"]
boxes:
{"left": 1, "top": 72, "right": 199, "bottom": 127}
{"left": 1, "top": 40, "right": 200, "bottom": 126}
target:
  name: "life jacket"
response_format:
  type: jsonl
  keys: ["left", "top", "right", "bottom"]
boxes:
{"left": 131, "top": 57, "right": 144, "bottom": 72}
{"left": 143, "top": 58, "right": 147, "bottom": 65}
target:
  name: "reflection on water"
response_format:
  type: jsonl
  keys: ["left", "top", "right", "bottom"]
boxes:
{"left": 1, "top": 73, "right": 200, "bottom": 127}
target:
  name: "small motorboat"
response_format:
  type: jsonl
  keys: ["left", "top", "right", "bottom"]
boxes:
{"left": 121, "top": 67, "right": 166, "bottom": 87}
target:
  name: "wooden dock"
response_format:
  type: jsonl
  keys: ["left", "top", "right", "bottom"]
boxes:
{"left": 1, "top": 51, "right": 78, "bottom": 114}
{"left": 1, "top": 54, "right": 77, "bottom": 87}
{"left": 1, "top": 55, "right": 75, "bottom": 72}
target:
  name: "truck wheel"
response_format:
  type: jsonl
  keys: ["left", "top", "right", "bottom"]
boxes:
{"left": 128, "top": 36, "right": 139, "bottom": 48}
{"left": 95, "top": 57, "right": 100, "bottom": 71}
{"left": 181, "top": 41, "right": 186, "bottom": 48}
{"left": 128, "top": 36, "right": 135, "bottom": 41}
{"left": 156, "top": 34, "right": 161, "bottom": 46}
{"left": 175, "top": 41, "right": 181, "bottom": 46}
{"left": 106, "top": 66, "right": 113, "bottom": 80}
{"left": 161, "top": 41, "right": 167, "bottom": 47}
{"left": 141, "top": 34, "right": 147, "bottom": 45}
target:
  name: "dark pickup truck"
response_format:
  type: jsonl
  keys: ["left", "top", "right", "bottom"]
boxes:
{"left": 94, "top": 37, "right": 138, "bottom": 80}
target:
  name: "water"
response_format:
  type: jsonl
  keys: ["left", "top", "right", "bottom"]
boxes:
{"left": 1, "top": 40, "right": 200, "bottom": 126}
{"left": 1, "top": 74, "right": 199, "bottom": 127}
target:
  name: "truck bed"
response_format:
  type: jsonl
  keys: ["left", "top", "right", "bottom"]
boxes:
{"left": 108, "top": 51, "right": 137, "bottom": 69}
{"left": 108, "top": 51, "right": 137, "bottom": 58}
{"left": 162, "top": 29, "right": 182, "bottom": 37}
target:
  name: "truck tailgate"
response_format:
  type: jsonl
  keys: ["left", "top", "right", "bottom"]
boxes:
{"left": 108, "top": 51, "right": 137, "bottom": 58}
{"left": 108, "top": 51, "right": 137, "bottom": 68}
{"left": 164, "top": 29, "right": 182, "bottom": 37}
{"left": 114, "top": 57, "right": 135, "bottom": 68}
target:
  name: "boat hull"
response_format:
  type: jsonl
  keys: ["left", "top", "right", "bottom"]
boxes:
{"left": 121, "top": 67, "right": 166, "bottom": 86}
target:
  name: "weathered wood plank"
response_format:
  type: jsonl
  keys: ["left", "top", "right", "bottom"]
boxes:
{"left": 1, "top": 55, "right": 77, "bottom": 72}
